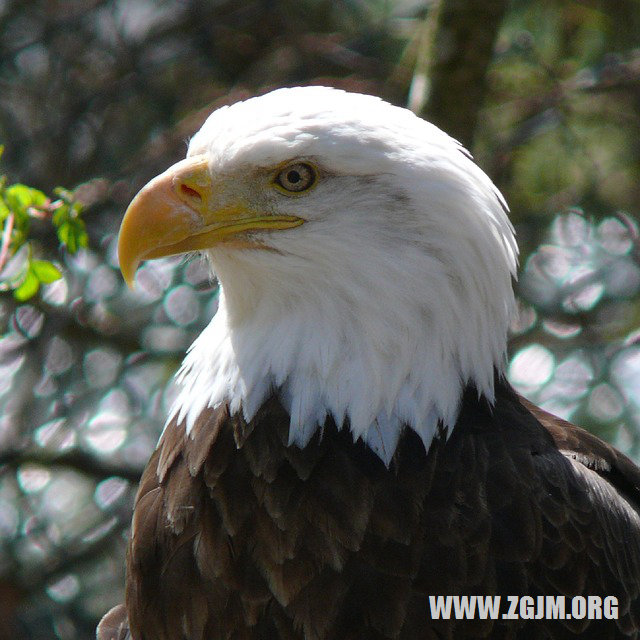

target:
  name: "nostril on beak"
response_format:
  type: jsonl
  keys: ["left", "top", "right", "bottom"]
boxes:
{"left": 179, "top": 183, "right": 202, "bottom": 203}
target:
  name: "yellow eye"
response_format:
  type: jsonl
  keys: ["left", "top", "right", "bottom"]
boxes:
{"left": 274, "top": 163, "right": 317, "bottom": 193}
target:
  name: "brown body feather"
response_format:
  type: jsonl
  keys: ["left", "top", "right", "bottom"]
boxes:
{"left": 100, "top": 376, "right": 640, "bottom": 639}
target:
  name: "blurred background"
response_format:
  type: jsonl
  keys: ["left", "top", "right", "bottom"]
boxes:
{"left": 0, "top": 0, "right": 639, "bottom": 637}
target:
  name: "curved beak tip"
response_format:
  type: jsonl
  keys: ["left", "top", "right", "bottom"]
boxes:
{"left": 116, "top": 155, "right": 212, "bottom": 290}
{"left": 122, "top": 270, "right": 137, "bottom": 291}
{"left": 117, "top": 226, "right": 140, "bottom": 290}
{"left": 118, "top": 253, "right": 138, "bottom": 290}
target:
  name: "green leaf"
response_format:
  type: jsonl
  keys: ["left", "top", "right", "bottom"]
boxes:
{"left": 76, "top": 224, "right": 89, "bottom": 249}
{"left": 57, "top": 221, "right": 74, "bottom": 252}
{"left": 11, "top": 227, "right": 27, "bottom": 249}
{"left": 13, "top": 270, "right": 39, "bottom": 301}
{"left": 31, "top": 259, "right": 62, "bottom": 284}
{"left": 29, "top": 189, "right": 47, "bottom": 208}
{"left": 53, "top": 186, "right": 74, "bottom": 201}
{"left": 4, "top": 184, "right": 47, "bottom": 214}
{"left": 57, "top": 219, "right": 88, "bottom": 254}
{"left": 52, "top": 203, "right": 70, "bottom": 227}
{"left": 0, "top": 198, "right": 9, "bottom": 222}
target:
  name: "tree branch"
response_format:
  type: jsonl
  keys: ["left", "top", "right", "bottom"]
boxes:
{"left": 0, "top": 447, "right": 143, "bottom": 483}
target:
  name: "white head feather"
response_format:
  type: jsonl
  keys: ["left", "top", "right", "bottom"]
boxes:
{"left": 170, "top": 86, "right": 518, "bottom": 464}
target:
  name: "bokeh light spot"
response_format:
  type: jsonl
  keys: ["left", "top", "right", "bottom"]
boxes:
{"left": 84, "top": 390, "right": 130, "bottom": 453}
{"left": 34, "top": 418, "right": 76, "bottom": 452}
{"left": 610, "top": 347, "right": 640, "bottom": 405}
{"left": 552, "top": 353, "right": 593, "bottom": 398}
{"left": 0, "top": 352, "right": 25, "bottom": 396}
{"left": 94, "top": 477, "right": 128, "bottom": 510}
{"left": 41, "top": 277, "right": 69, "bottom": 306}
{"left": 85, "top": 265, "right": 119, "bottom": 302}
{"left": 134, "top": 259, "right": 175, "bottom": 301}
{"left": 510, "top": 300, "right": 537, "bottom": 335}
{"left": 13, "top": 305, "right": 44, "bottom": 338}
{"left": 551, "top": 210, "right": 589, "bottom": 246}
{"left": 598, "top": 217, "right": 633, "bottom": 255}
{"left": 562, "top": 282, "right": 604, "bottom": 312}
{"left": 41, "top": 474, "right": 92, "bottom": 521}
{"left": 164, "top": 284, "right": 199, "bottom": 326}
{"left": 45, "top": 336, "right": 75, "bottom": 376}
{"left": 17, "top": 464, "right": 52, "bottom": 493}
{"left": 605, "top": 260, "right": 640, "bottom": 298}
{"left": 542, "top": 319, "right": 581, "bottom": 339}
{"left": 142, "top": 325, "right": 188, "bottom": 352}
{"left": 588, "top": 383, "right": 624, "bottom": 422}
{"left": 84, "top": 348, "right": 123, "bottom": 388}
{"left": 81, "top": 516, "right": 118, "bottom": 544}
{"left": 47, "top": 574, "right": 80, "bottom": 603}
{"left": 509, "top": 344, "right": 555, "bottom": 389}
{"left": 85, "top": 420, "right": 127, "bottom": 454}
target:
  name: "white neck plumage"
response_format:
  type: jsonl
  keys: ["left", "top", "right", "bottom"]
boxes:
{"left": 169, "top": 174, "right": 517, "bottom": 465}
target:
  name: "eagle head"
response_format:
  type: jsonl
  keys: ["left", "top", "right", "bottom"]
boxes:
{"left": 118, "top": 86, "right": 518, "bottom": 464}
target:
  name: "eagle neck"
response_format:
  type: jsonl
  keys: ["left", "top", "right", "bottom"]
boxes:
{"left": 169, "top": 250, "right": 513, "bottom": 465}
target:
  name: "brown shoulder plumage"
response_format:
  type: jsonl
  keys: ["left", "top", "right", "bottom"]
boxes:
{"left": 118, "top": 378, "right": 640, "bottom": 639}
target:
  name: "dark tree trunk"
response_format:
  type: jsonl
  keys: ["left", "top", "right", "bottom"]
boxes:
{"left": 425, "top": 0, "right": 509, "bottom": 148}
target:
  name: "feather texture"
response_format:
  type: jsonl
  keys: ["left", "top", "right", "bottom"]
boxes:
{"left": 122, "top": 377, "right": 640, "bottom": 639}
{"left": 168, "top": 87, "right": 518, "bottom": 463}
{"left": 110, "top": 87, "right": 640, "bottom": 640}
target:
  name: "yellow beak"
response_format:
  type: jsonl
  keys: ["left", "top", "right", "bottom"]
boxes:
{"left": 117, "top": 154, "right": 305, "bottom": 288}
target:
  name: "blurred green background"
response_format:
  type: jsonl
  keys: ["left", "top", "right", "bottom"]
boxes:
{"left": 0, "top": 0, "right": 639, "bottom": 637}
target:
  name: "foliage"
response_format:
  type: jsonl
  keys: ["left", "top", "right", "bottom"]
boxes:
{"left": 0, "top": 148, "right": 88, "bottom": 302}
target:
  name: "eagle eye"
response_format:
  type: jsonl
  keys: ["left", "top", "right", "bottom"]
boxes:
{"left": 274, "top": 163, "right": 316, "bottom": 193}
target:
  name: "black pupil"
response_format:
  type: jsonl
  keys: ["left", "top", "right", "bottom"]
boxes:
{"left": 287, "top": 170, "right": 301, "bottom": 184}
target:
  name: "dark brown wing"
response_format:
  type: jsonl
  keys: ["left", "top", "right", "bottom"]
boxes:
{"left": 120, "top": 380, "right": 640, "bottom": 639}
{"left": 521, "top": 394, "right": 640, "bottom": 505}
{"left": 482, "top": 381, "right": 640, "bottom": 638}
{"left": 517, "top": 392, "right": 640, "bottom": 635}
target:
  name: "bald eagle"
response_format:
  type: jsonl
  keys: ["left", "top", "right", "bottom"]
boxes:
{"left": 98, "top": 87, "right": 640, "bottom": 640}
